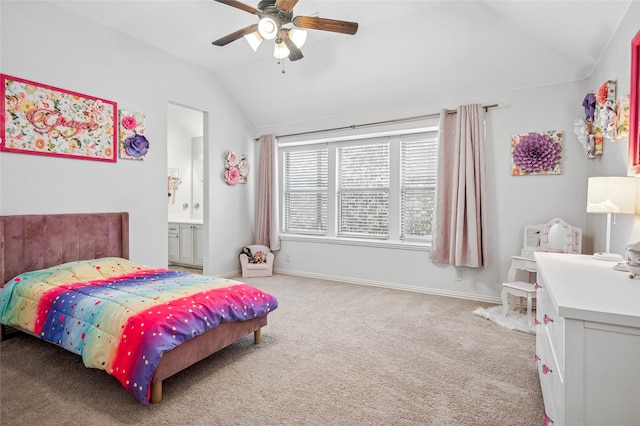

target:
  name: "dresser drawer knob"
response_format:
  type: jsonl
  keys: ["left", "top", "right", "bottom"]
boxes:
{"left": 543, "top": 314, "right": 553, "bottom": 324}
{"left": 543, "top": 413, "right": 554, "bottom": 424}
{"left": 542, "top": 364, "right": 552, "bottom": 375}
{"left": 534, "top": 318, "right": 540, "bottom": 326}
{"left": 534, "top": 282, "right": 541, "bottom": 290}
{"left": 533, "top": 353, "right": 540, "bottom": 362}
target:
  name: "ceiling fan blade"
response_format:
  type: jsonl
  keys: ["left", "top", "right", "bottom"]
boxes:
{"left": 293, "top": 16, "right": 358, "bottom": 35}
{"left": 275, "top": 0, "right": 299, "bottom": 12}
{"left": 212, "top": 24, "right": 258, "bottom": 46}
{"left": 213, "top": 0, "right": 260, "bottom": 15}
{"left": 281, "top": 31, "right": 303, "bottom": 61}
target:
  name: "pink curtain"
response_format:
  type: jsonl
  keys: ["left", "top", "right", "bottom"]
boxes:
{"left": 431, "top": 104, "right": 487, "bottom": 267}
{"left": 255, "top": 134, "right": 280, "bottom": 250}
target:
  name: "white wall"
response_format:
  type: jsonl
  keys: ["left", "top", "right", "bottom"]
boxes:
{"left": 583, "top": 1, "right": 640, "bottom": 255}
{"left": 259, "top": 2, "right": 640, "bottom": 301}
{"left": 3, "top": 2, "right": 637, "bottom": 301}
{"left": 0, "top": 1, "right": 256, "bottom": 275}
{"left": 257, "top": 78, "right": 587, "bottom": 302}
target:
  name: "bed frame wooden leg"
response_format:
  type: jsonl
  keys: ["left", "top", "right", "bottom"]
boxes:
{"left": 150, "top": 380, "right": 162, "bottom": 403}
{"left": 0, "top": 324, "right": 5, "bottom": 342}
{"left": 254, "top": 328, "right": 261, "bottom": 344}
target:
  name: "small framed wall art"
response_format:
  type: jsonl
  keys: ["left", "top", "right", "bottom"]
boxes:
{"left": 511, "top": 130, "right": 563, "bottom": 176}
{"left": 119, "top": 109, "right": 149, "bottom": 160}
{"left": 0, "top": 74, "right": 117, "bottom": 162}
{"left": 224, "top": 151, "right": 249, "bottom": 185}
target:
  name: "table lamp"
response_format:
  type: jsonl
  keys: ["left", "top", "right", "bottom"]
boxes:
{"left": 586, "top": 176, "right": 637, "bottom": 261}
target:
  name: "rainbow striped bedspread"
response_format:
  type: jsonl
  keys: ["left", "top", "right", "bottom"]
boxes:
{"left": 0, "top": 257, "right": 278, "bottom": 405}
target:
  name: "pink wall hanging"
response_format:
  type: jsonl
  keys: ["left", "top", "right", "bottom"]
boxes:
{"left": 1, "top": 74, "right": 117, "bottom": 162}
{"left": 224, "top": 151, "right": 249, "bottom": 185}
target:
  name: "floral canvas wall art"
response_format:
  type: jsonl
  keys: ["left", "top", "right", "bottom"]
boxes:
{"left": 575, "top": 91, "right": 599, "bottom": 158}
{"left": 613, "top": 95, "right": 630, "bottom": 142}
{"left": 0, "top": 74, "right": 117, "bottom": 162}
{"left": 224, "top": 151, "right": 249, "bottom": 185}
{"left": 574, "top": 80, "right": 627, "bottom": 159}
{"left": 511, "top": 131, "right": 563, "bottom": 176}
{"left": 593, "top": 79, "right": 617, "bottom": 150}
{"left": 119, "top": 109, "right": 149, "bottom": 160}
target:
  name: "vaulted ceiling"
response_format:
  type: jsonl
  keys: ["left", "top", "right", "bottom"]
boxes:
{"left": 48, "top": 0, "right": 633, "bottom": 130}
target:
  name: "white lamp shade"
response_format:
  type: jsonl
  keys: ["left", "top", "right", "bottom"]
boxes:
{"left": 587, "top": 176, "right": 637, "bottom": 214}
{"left": 288, "top": 28, "right": 307, "bottom": 49}
{"left": 258, "top": 17, "right": 278, "bottom": 40}
{"left": 273, "top": 39, "right": 290, "bottom": 59}
{"left": 243, "top": 31, "right": 263, "bottom": 52}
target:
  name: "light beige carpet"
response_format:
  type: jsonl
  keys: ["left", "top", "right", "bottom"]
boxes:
{"left": 0, "top": 274, "right": 543, "bottom": 425}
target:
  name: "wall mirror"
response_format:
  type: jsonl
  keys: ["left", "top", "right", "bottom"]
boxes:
{"left": 629, "top": 29, "right": 640, "bottom": 175}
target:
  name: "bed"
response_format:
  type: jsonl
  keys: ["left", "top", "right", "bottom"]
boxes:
{"left": 0, "top": 212, "right": 277, "bottom": 405}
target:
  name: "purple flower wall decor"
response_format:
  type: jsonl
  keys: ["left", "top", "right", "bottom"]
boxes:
{"left": 511, "top": 131, "right": 563, "bottom": 176}
{"left": 118, "top": 109, "right": 148, "bottom": 160}
{"left": 124, "top": 134, "right": 149, "bottom": 158}
{"left": 575, "top": 80, "right": 620, "bottom": 159}
{"left": 582, "top": 92, "right": 596, "bottom": 121}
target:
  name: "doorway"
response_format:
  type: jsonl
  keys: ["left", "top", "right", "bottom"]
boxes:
{"left": 167, "top": 103, "right": 207, "bottom": 270}
{"left": 167, "top": 103, "right": 205, "bottom": 221}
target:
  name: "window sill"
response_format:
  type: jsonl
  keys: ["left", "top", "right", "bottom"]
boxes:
{"left": 279, "top": 234, "right": 431, "bottom": 251}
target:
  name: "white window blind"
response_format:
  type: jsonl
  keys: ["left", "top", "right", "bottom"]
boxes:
{"left": 283, "top": 148, "right": 328, "bottom": 234}
{"left": 337, "top": 140, "right": 390, "bottom": 238}
{"left": 280, "top": 127, "right": 438, "bottom": 245}
{"left": 400, "top": 133, "right": 438, "bottom": 241}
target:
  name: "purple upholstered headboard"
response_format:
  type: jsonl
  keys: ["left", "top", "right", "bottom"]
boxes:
{"left": 0, "top": 212, "right": 129, "bottom": 285}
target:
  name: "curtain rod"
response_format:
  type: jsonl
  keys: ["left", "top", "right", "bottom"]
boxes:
{"left": 254, "top": 103, "right": 499, "bottom": 141}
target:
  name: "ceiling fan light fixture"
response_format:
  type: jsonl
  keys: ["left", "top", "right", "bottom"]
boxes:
{"left": 258, "top": 16, "right": 279, "bottom": 40}
{"left": 288, "top": 28, "right": 307, "bottom": 49}
{"left": 243, "top": 31, "right": 263, "bottom": 51}
{"left": 273, "top": 38, "right": 290, "bottom": 59}
{"left": 212, "top": 0, "right": 360, "bottom": 69}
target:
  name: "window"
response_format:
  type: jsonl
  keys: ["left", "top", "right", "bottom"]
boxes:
{"left": 400, "top": 133, "right": 438, "bottom": 240}
{"left": 338, "top": 141, "right": 390, "bottom": 238}
{"left": 283, "top": 148, "right": 328, "bottom": 234}
{"left": 281, "top": 128, "right": 438, "bottom": 245}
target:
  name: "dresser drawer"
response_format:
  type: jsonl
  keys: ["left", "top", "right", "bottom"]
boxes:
{"left": 168, "top": 223, "right": 180, "bottom": 234}
{"left": 536, "top": 330, "right": 564, "bottom": 426}
{"left": 536, "top": 282, "right": 565, "bottom": 372}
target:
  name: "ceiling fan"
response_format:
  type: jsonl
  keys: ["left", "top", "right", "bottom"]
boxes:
{"left": 212, "top": 0, "right": 359, "bottom": 62}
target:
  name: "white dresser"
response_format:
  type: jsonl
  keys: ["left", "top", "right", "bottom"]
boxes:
{"left": 534, "top": 253, "right": 640, "bottom": 425}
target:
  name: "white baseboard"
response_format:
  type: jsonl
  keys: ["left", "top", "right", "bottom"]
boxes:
{"left": 212, "top": 269, "right": 241, "bottom": 279}
{"left": 273, "top": 267, "right": 501, "bottom": 304}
